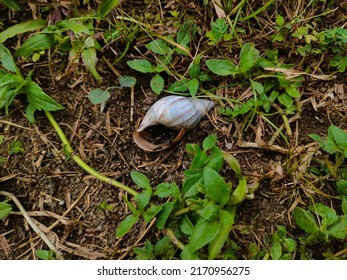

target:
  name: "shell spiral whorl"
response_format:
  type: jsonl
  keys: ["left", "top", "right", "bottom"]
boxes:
{"left": 137, "top": 95, "right": 215, "bottom": 132}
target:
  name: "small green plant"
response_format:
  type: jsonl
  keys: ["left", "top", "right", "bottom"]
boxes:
{"left": 293, "top": 202, "right": 347, "bottom": 258}
{"left": 36, "top": 249, "right": 56, "bottom": 260}
{"left": 206, "top": 18, "right": 232, "bottom": 45}
{"left": 0, "top": 44, "right": 63, "bottom": 122}
{"left": 117, "top": 134, "right": 248, "bottom": 259}
{"left": 248, "top": 225, "right": 297, "bottom": 260}
{"left": 310, "top": 125, "right": 347, "bottom": 195}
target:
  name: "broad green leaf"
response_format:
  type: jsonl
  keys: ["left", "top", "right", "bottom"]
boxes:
{"left": 190, "top": 150, "right": 209, "bottom": 170}
{"left": 277, "top": 93, "right": 293, "bottom": 109}
{"left": 187, "top": 78, "right": 199, "bottom": 97}
{"left": 135, "top": 189, "right": 152, "bottom": 211}
{"left": 0, "top": 44, "right": 19, "bottom": 73}
{"left": 81, "top": 48, "right": 102, "bottom": 81}
{"left": 250, "top": 79, "right": 264, "bottom": 94}
{"left": 188, "top": 220, "right": 220, "bottom": 252}
{"left": 206, "top": 59, "right": 237, "bottom": 76}
{"left": 115, "top": 214, "right": 138, "bottom": 237}
{"left": 168, "top": 79, "right": 189, "bottom": 93}
{"left": 143, "top": 205, "right": 162, "bottom": 223}
{"left": 202, "top": 134, "right": 217, "bottom": 151}
{"left": 0, "top": 200, "right": 12, "bottom": 219}
{"left": 206, "top": 155, "right": 224, "bottom": 172}
{"left": 286, "top": 86, "right": 301, "bottom": 98}
{"left": 197, "top": 204, "right": 220, "bottom": 221}
{"left": 181, "top": 245, "right": 198, "bottom": 260}
{"left": 182, "top": 171, "right": 203, "bottom": 196}
{"left": 155, "top": 182, "right": 180, "bottom": 199}
{"left": 180, "top": 215, "right": 194, "bottom": 235}
{"left": 131, "top": 171, "right": 151, "bottom": 189}
{"left": 156, "top": 201, "right": 174, "bottom": 230}
{"left": 188, "top": 62, "right": 200, "bottom": 79}
{"left": 284, "top": 238, "right": 297, "bottom": 253}
{"left": 26, "top": 80, "right": 64, "bottom": 112}
{"left": 127, "top": 59, "right": 154, "bottom": 73}
{"left": 0, "top": 0, "right": 20, "bottom": 11}
{"left": 57, "top": 20, "right": 91, "bottom": 35}
{"left": 239, "top": 42, "right": 259, "bottom": 73}
{"left": 293, "top": 207, "right": 319, "bottom": 234}
{"left": 150, "top": 74, "right": 164, "bottom": 95}
{"left": 270, "top": 240, "right": 282, "bottom": 260}
{"left": 154, "top": 236, "right": 173, "bottom": 256}
{"left": 88, "top": 89, "right": 110, "bottom": 104}
{"left": 15, "top": 33, "right": 55, "bottom": 57}
{"left": 328, "top": 215, "right": 347, "bottom": 239}
{"left": 36, "top": 250, "right": 55, "bottom": 260}
{"left": 203, "top": 166, "right": 230, "bottom": 206}
{"left": 146, "top": 39, "right": 170, "bottom": 55}
{"left": 119, "top": 75, "right": 136, "bottom": 88}
{"left": 0, "top": 19, "right": 46, "bottom": 43}
{"left": 229, "top": 176, "right": 247, "bottom": 205}
{"left": 328, "top": 125, "right": 347, "bottom": 151}
{"left": 98, "top": 0, "right": 120, "bottom": 17}
{"left": 309, "top": 203, "right": 338, "bottom": 228}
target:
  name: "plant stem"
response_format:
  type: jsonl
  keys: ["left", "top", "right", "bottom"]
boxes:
{"left": 44, "top": 110, "right": 138, "bottom": 197}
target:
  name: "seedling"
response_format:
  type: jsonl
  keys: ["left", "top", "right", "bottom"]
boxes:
{"left": 117, "top": 134, "right": 248, "bottom": 259}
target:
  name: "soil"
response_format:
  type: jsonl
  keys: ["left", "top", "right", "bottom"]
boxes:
{"left": 0, "top": 1, "right": 346, "bottom": 260}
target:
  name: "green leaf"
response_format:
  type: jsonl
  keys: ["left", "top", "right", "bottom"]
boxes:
{"left": 286, "top": 86, "right": 301, "bottom": 98}
{"left": 328, "top": 215, "right": 347, "bottom": 239}
{"left": 81, "top": 48, "right": 102, "bottom": 81}
{"left": 206, "top": 59, "right": 237, "bottom": 76}
{"left": 119, "top": 75, "right": 136, "bottom": 88}
{"left": 328, "top": 125, "right": 347, "bottom": 151}
{"left": 270, "top": 240, "right": 282, "bottom": 260}
{"left": 202, "top": 134, "right": 217, "bottom": 151}
{"left": 188, "top": 62, "right": 200, "bottom": 79}
{"left": 203, "top": 166, "right": 230, "bottom": 206}
{"left": 229, "top": 176, "right": 247, "bottom": 205}
{"left": 0, "top": 19, "right": 46, "bottom": 44}
{"left": 168, "top": 79, "right": 189, "bottom": 93}
{"left": 116, "top": 214, "right": 138, "bottom": 237}
{"left": 283, "top": 238, "right": 297, "bottom": 253}
{"left": 0, "top": 200, "right": 12, "bottom": 219}
{"left": 98, "top": 0, "right": 120, "bottom": 16}
{"left": 88, "top": 89, "right": 110, "bottom": 104}
{"left": 187, "top": 78, "right": 199, "bottom": 97}
{"left": 154, "top": 236, "right": 173, "bottom": 256}
{"left": 293, "top": 207, "right": 319, "bottom": 234}
{"left": 239, "top": 42, "right": 259, "bottom": 73}
{"left": 277, "top": 93, "right": 293, "bottom": 109}
{"left": 155, "top": 182, "right": 180, "bottom": 199}
{"left": 0, "top": 0, "right": 21, "bottom": 11}
{"left": 190, "top": 150, "right": 209, "bottom": 170}
{"left": 342, "top": 196, "right": 347, "bottom": 215}
{"left": 222, "top": 151, "right": 242, "bottom": 177}
{"left": 0, "top": 44, "right": 19, "bottom": 73}
{"left": 156, "top": 201, "right": 174, "bottom": 230}
{"left": 9, "top": 140, "right": 23, "bottom": 154}
{"left": 197, "top": 204, "right": 220, "bottom": 221}
{"left": 127, "top": 59, "right": 154, "bottom": 73}
{"left": 36, "top": 250, "right": 55, "bottom": 260}
{"left": 180, "top": 215, "right": 194, "bottom": 235}
{"left": 188, "top": 220, "right": 220, "bottom": 252}
{"left": 135, "top": 189, "right": 152, "bottom": 211}
{"left": 15, "top": 33, "right": 55, "bottom": 57}
{"left": 150, "top": 74, "right": 164, "bottom": 95}
{"left": 146, "top": 39, "right": 170, "bottom": 55}
{"left": 131, "top": 171, "right": 151, "bottom": 189}
{"left": 56, "top": 20, "right": 90, "bottom": 35}
{"left": 26, "top": 80, "right": 64, "bottom": 112}
{"left": 143, "top": 205, "right": 162, "bottom": 223}
{"left": 275, "top": 15, "right": 284, "bottom": 26}
{"left": 309, "top": 204, "right": 339, "bottom": 228}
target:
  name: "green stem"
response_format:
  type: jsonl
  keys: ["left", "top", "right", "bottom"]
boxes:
{"left": 44, "top": 110, "right": 138, "bottom": 197}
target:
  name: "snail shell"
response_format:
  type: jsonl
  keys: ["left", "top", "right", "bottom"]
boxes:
{"left": 134, "top": 95, "right": 215, "bottom": 152}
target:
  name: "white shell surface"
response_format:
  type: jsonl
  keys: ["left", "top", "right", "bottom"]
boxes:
{"left": 137, "top": 96, "right": 215, "bottom": 132}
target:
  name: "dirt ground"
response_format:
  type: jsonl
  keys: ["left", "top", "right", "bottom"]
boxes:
{"left": 0, "top": 1, "right": 346, "bottom": 259}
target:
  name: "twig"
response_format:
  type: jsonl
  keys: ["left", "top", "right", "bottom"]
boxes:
{"left": 0, "top": 191, "right": 63, "bottom": 260}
